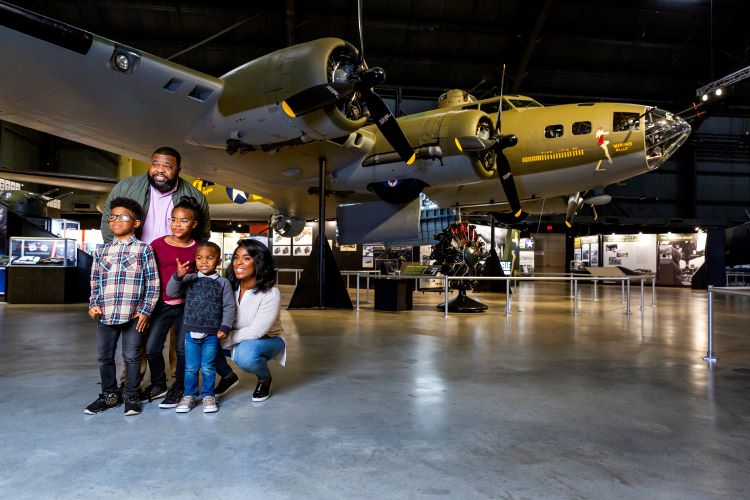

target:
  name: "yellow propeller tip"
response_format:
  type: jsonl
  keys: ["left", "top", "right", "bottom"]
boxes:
{"left": 454, "top": 138, "right": 463, "bottom": 152}
{"left": 514, "top": 209, "right": 523, "bottom": 218}
{"left": 281, "top": 101, "right": 296, "bottom": 118}
{"left": 565, "top": 220, "right": 572, "bottom": 228}
{"left": 406, "top": 153, "right": 416, "bottom": 165}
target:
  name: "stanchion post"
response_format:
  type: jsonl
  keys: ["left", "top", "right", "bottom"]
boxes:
{"left": 651, "top": 275, "right": 656, "bottom": 308}
{"left": 366, "top": 274, "right": 370, "bottom": 303}
{"left": 594, "top": 279, "right": 597, "bottom": 300}
{"left": 640, "top": 278, "right": 645, "bottom": 311}
{"left": 356, "top": 273, "right": 360, "bottom": 311}
{"left": 444, "top": 275, "right": 449, "bottom": 318}
{"left": 625, "top": 278, "right": 631, "bottom": 316}
{"left": 573, "top": 278, "right": 579, "bottom": 315}
{"left": 621, "top": 280, "right": 625, "bottom": 303}
{"left": 505, "top": 278, "right": 511, "bottom": 316}
{"left": 704, "top": 285, "right": 717, "bottom": 362}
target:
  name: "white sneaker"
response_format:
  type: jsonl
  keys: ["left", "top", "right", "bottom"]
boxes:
{"left": 175, "top": 395, "right": 196, "bottom": 413}
{"left": 202, "top": 395, "right": 219, "bottom": 413}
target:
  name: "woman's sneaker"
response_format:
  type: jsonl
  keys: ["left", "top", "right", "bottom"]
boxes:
{"left": 175, "top": 395, "right": 196, "bottom": 413}
{"left": 159, "top": 386, "right": 183, "bottom": 408}
{"left": 202, "top": 396, "right": 219, "bottom": 413}
{"left": 252, "top": 375, "right": 272, "bottom": 402}
{"left": 124, "top": 394, "right": 141, "bottom": 416}
{"left": 84, "top": 392, "right": 121, "bottom": 414}
{"left": 215, "top": 372, "right": 239, "bottom": 396}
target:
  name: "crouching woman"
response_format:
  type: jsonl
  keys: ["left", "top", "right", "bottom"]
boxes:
{"left": 217, "top": 239, "right": 286, "bottom": 402}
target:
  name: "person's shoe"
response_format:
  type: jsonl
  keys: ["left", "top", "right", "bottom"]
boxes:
{"left": 252, "top": 375, "right": 272, "bottom": 402}
{"left": 84, "top": 392, "right": 121, "bottom": 415}
{"left": 124, "top": 394, "right": 141, "bottom": 416}
{"left": 159, "top": 386, "right": 183, "bottom": 408}
{"left": 175, "top": 395, "right": 197, "bottom": 413}
{"left": 202, "top": 395, "right": 219, "bottom": 413}
{"left": 214, "top": 372, "right": 239, "bottom": 396}
{"left": 140, "top": 383, "right": 168, "bottom": 402}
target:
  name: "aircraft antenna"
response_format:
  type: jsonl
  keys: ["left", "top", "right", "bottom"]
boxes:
{"left": 357, "top": 0, "right": 365, "bottom": 64}
{"left": 495, "top": 64, "right": 506, "bottom": 133}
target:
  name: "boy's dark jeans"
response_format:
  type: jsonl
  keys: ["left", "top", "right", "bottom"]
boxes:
{"left": 146, "top": 302, "right": 185, "bottom": 390}
{"left": 97, "top": 320, "right": 141, "bottom": 397}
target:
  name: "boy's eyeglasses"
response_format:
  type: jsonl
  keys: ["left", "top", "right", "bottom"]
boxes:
{"left": 107, "top": 214, "right": 135, "bottom": 222}
{"left": 168, "top": 217, "right": 193, "bottom": 226}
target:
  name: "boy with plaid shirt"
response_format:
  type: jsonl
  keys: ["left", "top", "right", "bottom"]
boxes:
{"left": 84, "top": 197, "right": 160, "bottom": 416}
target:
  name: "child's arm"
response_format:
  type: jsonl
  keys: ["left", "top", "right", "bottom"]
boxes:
{"left": 165, "top": 269, "right": 197, "bottom": 298}
{"left": 217, "top": 278, "right": 236, "bottom": 340}
{"left": 134, "top": 245, "right": 160, "bottom": 332}
{"left": 88, "top": 248, "right": 103, "bottom": 319}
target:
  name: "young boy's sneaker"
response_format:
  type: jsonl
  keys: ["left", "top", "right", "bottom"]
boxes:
{"left": 175, "top": 395, "right": 197, "bottom": 413}
{"left": 252, "top": 375, "right": 272, "bottom": 402}
{"left": 124, "top": 395, "right": 141, "bottom": 416}
{"left": 140, "top": 383, "right": 168, "bottom": 402}
{"left": 215, "top": 372, "right": 239, "bottom": 396}
{"left": 202, "top": 396, "right": 219, "bottom": 413}
{"left": 159, "top": 386, "right": 183, "bottom": 409}
{"left": 84, "top": 392, "right": 121, "bottom": 415}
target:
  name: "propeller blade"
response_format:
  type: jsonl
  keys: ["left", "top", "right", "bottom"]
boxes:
{"left": 281, "top": 81, "right": 357, "bottom": 118}
{"left": 364, "top": 91, "right": 416, "bottom": 164}
{"left": 454, "top": 136, "right": 495, "bottom": 152}
{"left": 564, "top": 192, "right": 581, "bottom": 228}
{"left": 495, "top": 151, "right": 523, "bottom": 218}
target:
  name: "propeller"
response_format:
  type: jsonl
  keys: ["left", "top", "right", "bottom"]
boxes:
{"left": 280, "top": 2, "right": 415, "bottom": 165}
{"left": 565, "top": 188, "right": 611, "bottom": 227}
{"left": 454, "top": 65, "right": 525, "bottom": 219}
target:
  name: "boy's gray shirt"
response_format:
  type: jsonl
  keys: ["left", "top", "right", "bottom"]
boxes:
{"left": 167, "top": 271, "right": 235, "bottom": 334}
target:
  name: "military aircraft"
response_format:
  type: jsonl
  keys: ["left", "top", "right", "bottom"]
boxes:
{"left": 0, "top": 1, "right": 692, "bottom": 242}
{"left": 0, "top": 187, "right": 71, "bottom": 218}
{"left": 0, "top": 157, "right": 275, "bottom": 220}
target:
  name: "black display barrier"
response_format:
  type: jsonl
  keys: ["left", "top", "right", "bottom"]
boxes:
{"left": 6, "top": 262, "right": 91, "bottom": 303}
{"left": 374, "top": 279, "right": 413, "bottom": 311}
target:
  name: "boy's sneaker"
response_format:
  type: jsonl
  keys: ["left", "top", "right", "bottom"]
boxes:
{"left": 84, "top": 392, "right": 121, "bottom": 415}
{"left": 175, "top": 395, "right": 197, "bottom": 413}
{"left": 252, "top": 375, "right": 272, "bottom": 402}
{"left": 159, "top": 386, "right": 183, "bottom": 408}
{"left": 140, "top": 383, "right": 168, "bottom": 403}
{"left": 124, "top": 395, "right": 141, "bottom": 416}
{"left": 215, "top": 372, "right": 239, "bottom": 396}
{"left": 202, "top": 395, "right": 219, "bottom": 413}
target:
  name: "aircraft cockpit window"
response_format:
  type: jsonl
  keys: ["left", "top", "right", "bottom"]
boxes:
{"left": 478, "top": 101, "right": 511, "bottom": 114}
{"left": 544, "top": 124, "right": 564, "bottom": 138}
{"left": 613, "top": 112, "right": 641, "bottom": 131}
{"left": 508, "top": 98, "right": 542, "bottom": 109}
{"left": 572, "top": 121, "right": 592, "bottom": 135}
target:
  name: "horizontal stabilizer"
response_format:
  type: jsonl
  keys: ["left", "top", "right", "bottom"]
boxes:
{"left": 337, "top": 198, "right": 421, "bottom": 243}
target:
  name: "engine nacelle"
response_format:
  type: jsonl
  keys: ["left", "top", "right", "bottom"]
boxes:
{"left": 435, "top": 109, "right": 497, "bottom": 179}
{"left": 270, "top": 214, "right": 306, "bottom": 238}
{"left": 186, "top": 38, "right": 367, "bottom": 150}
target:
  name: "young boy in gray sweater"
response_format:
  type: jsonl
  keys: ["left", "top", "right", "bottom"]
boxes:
{"left": 166, "top": 241, "right": 234, "bottom": 413}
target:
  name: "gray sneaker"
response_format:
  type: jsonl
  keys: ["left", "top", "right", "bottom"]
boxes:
{"left": 175, "top": 395, "right": 196, "bottom": 413}
{"left": 202, "top": 395, "right": 219, "bottom": 413}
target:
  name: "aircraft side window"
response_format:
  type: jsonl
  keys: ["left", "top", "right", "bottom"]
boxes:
{"left": 613, "top": 112, "right": 641, "bottom": 131}
{"left": 544, "top": 124, "right": 564, "bottom": 138}
{"left": 572, "top": 121, "right": 592, "bottom": 135}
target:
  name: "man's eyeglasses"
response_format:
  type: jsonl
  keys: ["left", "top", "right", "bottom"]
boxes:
{"left": 169, "top": 217, "right": 193, "bottom": 226}
{"left": 107, "top": 214, "right": 135, "bottom": 222}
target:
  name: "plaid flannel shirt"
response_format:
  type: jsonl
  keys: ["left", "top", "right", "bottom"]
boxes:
{"left": 89, "top": 235, "right": 160, "bottom": 325}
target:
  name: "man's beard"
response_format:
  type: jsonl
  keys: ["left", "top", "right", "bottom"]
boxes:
{"left": 148, "top": 173, "right": 178, "bottom": 192}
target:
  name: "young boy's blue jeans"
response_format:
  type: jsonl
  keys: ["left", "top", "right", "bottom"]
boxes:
{"left": 184, "top": 333, "right": 219, "bottom": 397}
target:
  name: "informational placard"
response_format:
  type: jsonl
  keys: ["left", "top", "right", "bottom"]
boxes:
{"left": 656, "top": 232, "right": 706, "bottom": 286}
{"left": 293, "top": 226, "right": 313, "bottom": 246}
{"left": 602, "top": 233, "right": 656, "bottom": 273}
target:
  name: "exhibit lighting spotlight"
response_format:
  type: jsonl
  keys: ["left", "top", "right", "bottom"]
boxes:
{"left": 702, "top": 94, "right": 709, "bottom": 102}
{"left": 715, "top": 88, "right": 723, "bottom": 96}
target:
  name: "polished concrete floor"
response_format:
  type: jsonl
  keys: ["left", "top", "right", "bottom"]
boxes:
{"left": 1, "top": 282, "right": 749, "bottom": 499}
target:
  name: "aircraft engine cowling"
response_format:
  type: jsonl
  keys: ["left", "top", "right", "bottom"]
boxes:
{"left": 434, "top": 110, "right": 497, "bottom": 179}
{"left": 186, "top": 38, "right": 368, "bottom": 151}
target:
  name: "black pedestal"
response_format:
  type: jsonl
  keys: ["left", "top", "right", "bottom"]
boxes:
{"left": 436, "top": 289, "right": 488, "bottom": 313}
{"left": 6, "top": 266, "right": 90, "bottom": 303}
{"left": 374, "top": 279, "right": 413, "bottom": 311}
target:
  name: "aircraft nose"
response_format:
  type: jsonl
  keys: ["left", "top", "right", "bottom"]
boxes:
{"left": 645, "top": 108, "right": 691, "bottom": 169}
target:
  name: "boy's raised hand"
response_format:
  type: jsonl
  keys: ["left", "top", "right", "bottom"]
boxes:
{"left": 88, "top": 306, "right": 102, "bottom": 319}
{"left": 175, "top": 258, "right": 191, "bottom": 277}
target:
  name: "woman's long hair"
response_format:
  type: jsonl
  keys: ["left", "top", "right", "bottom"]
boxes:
{"left": 226, "top": 238, "right": 277, "bottom": 292}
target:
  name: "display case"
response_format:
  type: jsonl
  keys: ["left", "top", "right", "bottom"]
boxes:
{"left": 9, "top": 237, "right": 77, "bottom": 267}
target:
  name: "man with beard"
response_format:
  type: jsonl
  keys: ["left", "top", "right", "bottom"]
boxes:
{"left": 100, "top": 147, "right": 211, "bottom": 243}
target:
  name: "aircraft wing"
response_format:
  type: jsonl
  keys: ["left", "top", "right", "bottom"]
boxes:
{"left": 0, "top": 168, "right": 117, "bottom": 192}
{"left": 0, "top": 2, "right": 375, "bottom": 219}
